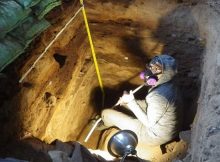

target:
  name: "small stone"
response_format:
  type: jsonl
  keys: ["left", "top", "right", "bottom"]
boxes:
{"left": 49, "top": 81, "right": 52, "bottom": 86}
{"left": 48, "top": 150, "right": 72, "bottom": 162}
{"left": 171, "top": 33, "right": 176, "bottom": 37}
{"left": 206, "top": 126, "right": 220, "bottom": 137}
{"left": 179, "top": 130, "right": 191, "bottom": 143}
{"left": 124, "top": 57, "right": 128, "bottom": 60}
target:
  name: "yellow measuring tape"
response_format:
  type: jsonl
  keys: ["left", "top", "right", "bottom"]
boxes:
{"left": 80, "top": 0, "right": 105, "bottom": 106}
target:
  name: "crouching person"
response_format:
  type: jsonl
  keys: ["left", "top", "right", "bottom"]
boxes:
{"left": 101, "top": 54, "right": 183, "bottom": 146}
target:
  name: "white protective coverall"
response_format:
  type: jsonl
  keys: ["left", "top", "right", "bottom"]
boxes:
{"left": 101, "top": 55, "right": 183, "bottom": 146}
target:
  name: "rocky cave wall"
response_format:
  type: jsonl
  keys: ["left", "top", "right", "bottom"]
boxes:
{"left": 0, "top": 0, "right": 178, "bottom": 144}
{"left": 0, "top": 0, "right": 220, "bottom": 161}
{"left": 186, "top": 1, "right": 220, "bottom": 161}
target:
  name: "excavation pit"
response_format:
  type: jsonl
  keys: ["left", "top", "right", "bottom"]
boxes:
{"left": 1, "top": 0, "right": 220, "bottom": 161}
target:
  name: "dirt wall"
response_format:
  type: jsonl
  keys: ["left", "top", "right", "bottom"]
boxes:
{"left": 1, "top": 0, "right": 177, "bottom": 144}
{"left": 184, "top": 2, "right": 220, "bottom": 161}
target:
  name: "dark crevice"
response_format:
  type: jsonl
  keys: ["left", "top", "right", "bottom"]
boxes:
{"left": 44, "top": 92, "right": 52, "bottom": 100}
{"left": 53, "top": 53, "right": 67, "bottom": 68}
{"left": 22, "top": 82, "right": 33, "bottom": 88}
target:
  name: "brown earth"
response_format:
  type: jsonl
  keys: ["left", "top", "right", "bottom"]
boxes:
{"left": 0, "top": 0, "right": 219, "bottom": 161}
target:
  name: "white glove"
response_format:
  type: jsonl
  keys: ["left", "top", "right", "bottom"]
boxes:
{"left": 116, "top": 90, "right": 135, "bottom": 106}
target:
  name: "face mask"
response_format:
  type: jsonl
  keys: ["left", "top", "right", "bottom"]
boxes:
{"left": 139, "top": 69, "right": 158, "bottom": 86}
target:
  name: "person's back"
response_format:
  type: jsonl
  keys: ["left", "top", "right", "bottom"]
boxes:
{"left": 146, "top": 81, "right": 182, "bottom": 144}
{"left": 144, "top": 55, "right": 183, "bottom": 144}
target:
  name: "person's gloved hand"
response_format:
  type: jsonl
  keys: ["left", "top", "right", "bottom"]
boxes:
{"left": 116, "top": 90, "right": 135, "bottom": 106}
